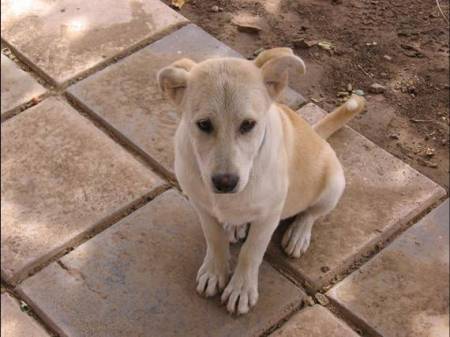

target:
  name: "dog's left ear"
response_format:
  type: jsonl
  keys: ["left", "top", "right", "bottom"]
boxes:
{"left": 157, "top": 58, "right": 197, "bottom": 106}
{"left": 254, "top": 48, "right": 306, "bottom": 99}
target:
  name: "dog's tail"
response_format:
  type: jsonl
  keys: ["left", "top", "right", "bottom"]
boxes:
{"left": 313, "top": 95, "right": 366, "bottom": 139}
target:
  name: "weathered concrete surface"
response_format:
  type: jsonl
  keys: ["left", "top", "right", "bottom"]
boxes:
{"left": 1, "top": 55, "right": 46, "bottom": 117}
{"left": 1, "top": 97, "right": 165, "bottom": 283}
{"left": 19, "top": 190, "right": 305, "bottom": 337}
{"left": 269, "top": 305, "right": 359, "bottom": 337}
{"left": 268, "top": 103, "right": 447, "bottom": 289}
{"left": 328, "top": 199, "right": 449, "bottom": 337}
{"left": 68, "top": 24, "right": 305, "bottom": 176}
{"left": 0, "top": 0, "right": 187, "bottom": 85}
{"left": 1, "top": 293, "right": 50, "bottom": 337}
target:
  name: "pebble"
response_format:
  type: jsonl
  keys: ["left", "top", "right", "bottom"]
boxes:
{"left": 383, "top": 55, "right": 392, "bottom": 61}
{"left": 354, "top": 89, "right": 365, "bottom": 96}
{"left": 293, "top": 38, "right": 317, "bottom": 49}
{"left": 315, "top": 293, "right": 330, "bottom": 306}
{"left": 425, "top": 147, "right": 435, "bottom": 157}
{"left": 347, "top": 83, "right": 353, "bottom": 92}
{"left": 369, "top": 83, "right": 387, "bottom": 94}
{"left": 211, "top": 5, "right": 219, "bottom": 12}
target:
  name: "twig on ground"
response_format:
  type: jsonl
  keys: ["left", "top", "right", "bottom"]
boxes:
{"left": 356, "top": 64, "right": 373, "bottom": 78}
{"left": 410, "top": 118, "right": 434, "bottom": 123}
{"left": 435, "top": 0, "right": 449, "bottom": 25}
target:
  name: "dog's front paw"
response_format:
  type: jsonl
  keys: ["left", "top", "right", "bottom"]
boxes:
{"left": 224, "top": 223, "right": 249, "bottom": 243}
{"left": 221, "top": 270, "right": 258, "bottom": 315}
{"left": 281, "top": 218, "right": 313, "bottom": 258}
{"left": 196, "top": 256, "right": 230, "bottom": 297}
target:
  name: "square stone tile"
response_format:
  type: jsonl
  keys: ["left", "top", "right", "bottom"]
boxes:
{"left": 269, "top": 305, "right": 359, "bottom": 337}
{"left": 1, "top": 0, "right": 187, "bottom": 85}
{"left": 67, "top": 24, "right": 305, "bottom": 177}
{"left": 328, "top": 199, "right": 449, "bottom": 337}
{"left": 1, "top": 55, "right": 46, "bottom": 117}
{"left": 18, "top": 190, "right": 305, "bottom": 337}
{"left": 267, "top": 104, "right": 447, "bottom": 290}
{"left": 2, "top": 293, "right": 50, "bottom": 337}
{"left": 1, "top": 97, "right": 165, "bottom": 284}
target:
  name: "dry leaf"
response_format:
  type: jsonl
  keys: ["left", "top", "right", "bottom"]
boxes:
{"left": 171, "top": 0, "right": 186, "bottom": 9}
{"left": 232, "top": 19, "right": 263, "bottom": 34}
{"left": 317, "top": 41, "right": 334, "bottom": 50}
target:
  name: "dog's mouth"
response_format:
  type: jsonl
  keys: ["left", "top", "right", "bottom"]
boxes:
{"left": 212, "top": 188, "right": 238, "bottom": 194}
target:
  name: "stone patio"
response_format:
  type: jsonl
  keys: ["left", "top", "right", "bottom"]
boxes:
{"left": 1, "top": 1, "right": 448, "bottom": 337}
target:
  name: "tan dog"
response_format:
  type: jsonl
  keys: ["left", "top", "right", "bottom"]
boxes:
{"left": 158, "top": 48, "right": 365, "bottom": 315}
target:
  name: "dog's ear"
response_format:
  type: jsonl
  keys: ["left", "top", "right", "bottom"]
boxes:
{"left": 254, "top": 48, "right": 306, "bottom": 99}
{"left": 157, "top": 58, "right": 197, "bottom": 106}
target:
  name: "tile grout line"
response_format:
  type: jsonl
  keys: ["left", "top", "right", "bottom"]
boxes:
{"left": 6, "top": 183, "right": 171, "bottom": 287}
{"left": 266, "top": 191, "right": 447, "bottom": 292}
{"left": 325, "top": 298, "right": 382, "bottom": 337}
{"left": 264, "top": 194, "right": 447, "bottom": 337}
{"left": 63, "top": 92, "right": 180, "bottom": 188}
{"left": 1, "top": 281, "right": 62, "bottom": 337}
{"left": 0, "top": 91, "right": 52, "bottom": 123}
{"left": 57, "top": 20, "right": 190, "bottom": 89}
{"left": 1, "top": 19, "right": 190, "bottom": 122}
{"left": 258, "top": 302, "right": 304, "bottom": 337}
{"left": 15, "top": 286, "right": 69, "bottom": 337}
{"left": 1, "top": 41, "right": 56, "bottom": 91}
{"left": 1, "top": 20, "right": 189, "bottom": 90}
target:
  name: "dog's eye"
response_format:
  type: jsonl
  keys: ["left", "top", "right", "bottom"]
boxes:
{"left": 196, "top": 119, "right": 214, "bottom": 134}
{"left": 239, "top": 119, "right": 256, "bottom": 134}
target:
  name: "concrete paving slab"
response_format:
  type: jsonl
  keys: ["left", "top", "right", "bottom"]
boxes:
{"left": 1, "top": 55, "right": 46, "bottom": 117}
{"left": 1, "top": 97, "right": 165, "bottom": 284}
{"left": 328, "top": 199, "right": 449, "bottom": 337}
{"left": 267, "top": 103, "right": 447, "bottom": 290}
{"left": 269, "top": 305, "right": 359, "bottom": 337}
{"left": 18, "top": 190, "right": 305, "bottom": 337}
{"left": 1, "top": 0, "right": 187, "bottom": 85}
{"left": 68, "top": 24, "right": 305, "bottom": 176}
{"left": 1, "top": 293, "right": 50, "bottom": 337}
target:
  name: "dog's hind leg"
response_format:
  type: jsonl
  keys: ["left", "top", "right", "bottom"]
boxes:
{"left": 224, "top": 223, "right": 249, "bottom": 243}
{"left": 282, "top": 168, "right": 345, "bottom": 258}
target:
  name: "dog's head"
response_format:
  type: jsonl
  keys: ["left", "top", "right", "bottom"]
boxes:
{"left": 158, "top": 48, "right": 305, "bottom": 194}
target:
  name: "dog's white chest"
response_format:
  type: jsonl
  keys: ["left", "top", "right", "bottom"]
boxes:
{"left": 211, "top": 201, "right": 259, "bottom": 224}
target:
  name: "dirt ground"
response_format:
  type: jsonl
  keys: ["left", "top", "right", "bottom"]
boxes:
{"left": 165, "top": 0, "right": 449, "bottom": 190}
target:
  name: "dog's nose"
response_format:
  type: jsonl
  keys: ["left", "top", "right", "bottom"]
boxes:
{"left": 212, "top": 174, "right": 239, "bottom": 193}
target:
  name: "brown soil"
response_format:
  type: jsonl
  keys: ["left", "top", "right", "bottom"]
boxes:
{"left": 165, "top": 0, "right": 449, "bottom": 190}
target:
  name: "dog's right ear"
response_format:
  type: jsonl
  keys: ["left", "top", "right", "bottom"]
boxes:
{"left": 157, "top": 58, "right": 196, "bottom": 106}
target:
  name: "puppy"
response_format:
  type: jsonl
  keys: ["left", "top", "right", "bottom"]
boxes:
{"left": 158, "top": 48, "right": 365, "bottom": 315}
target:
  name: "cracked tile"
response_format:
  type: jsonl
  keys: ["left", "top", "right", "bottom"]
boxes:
{"left": 19, "top": 190, "right": 305, "bottom": 337}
